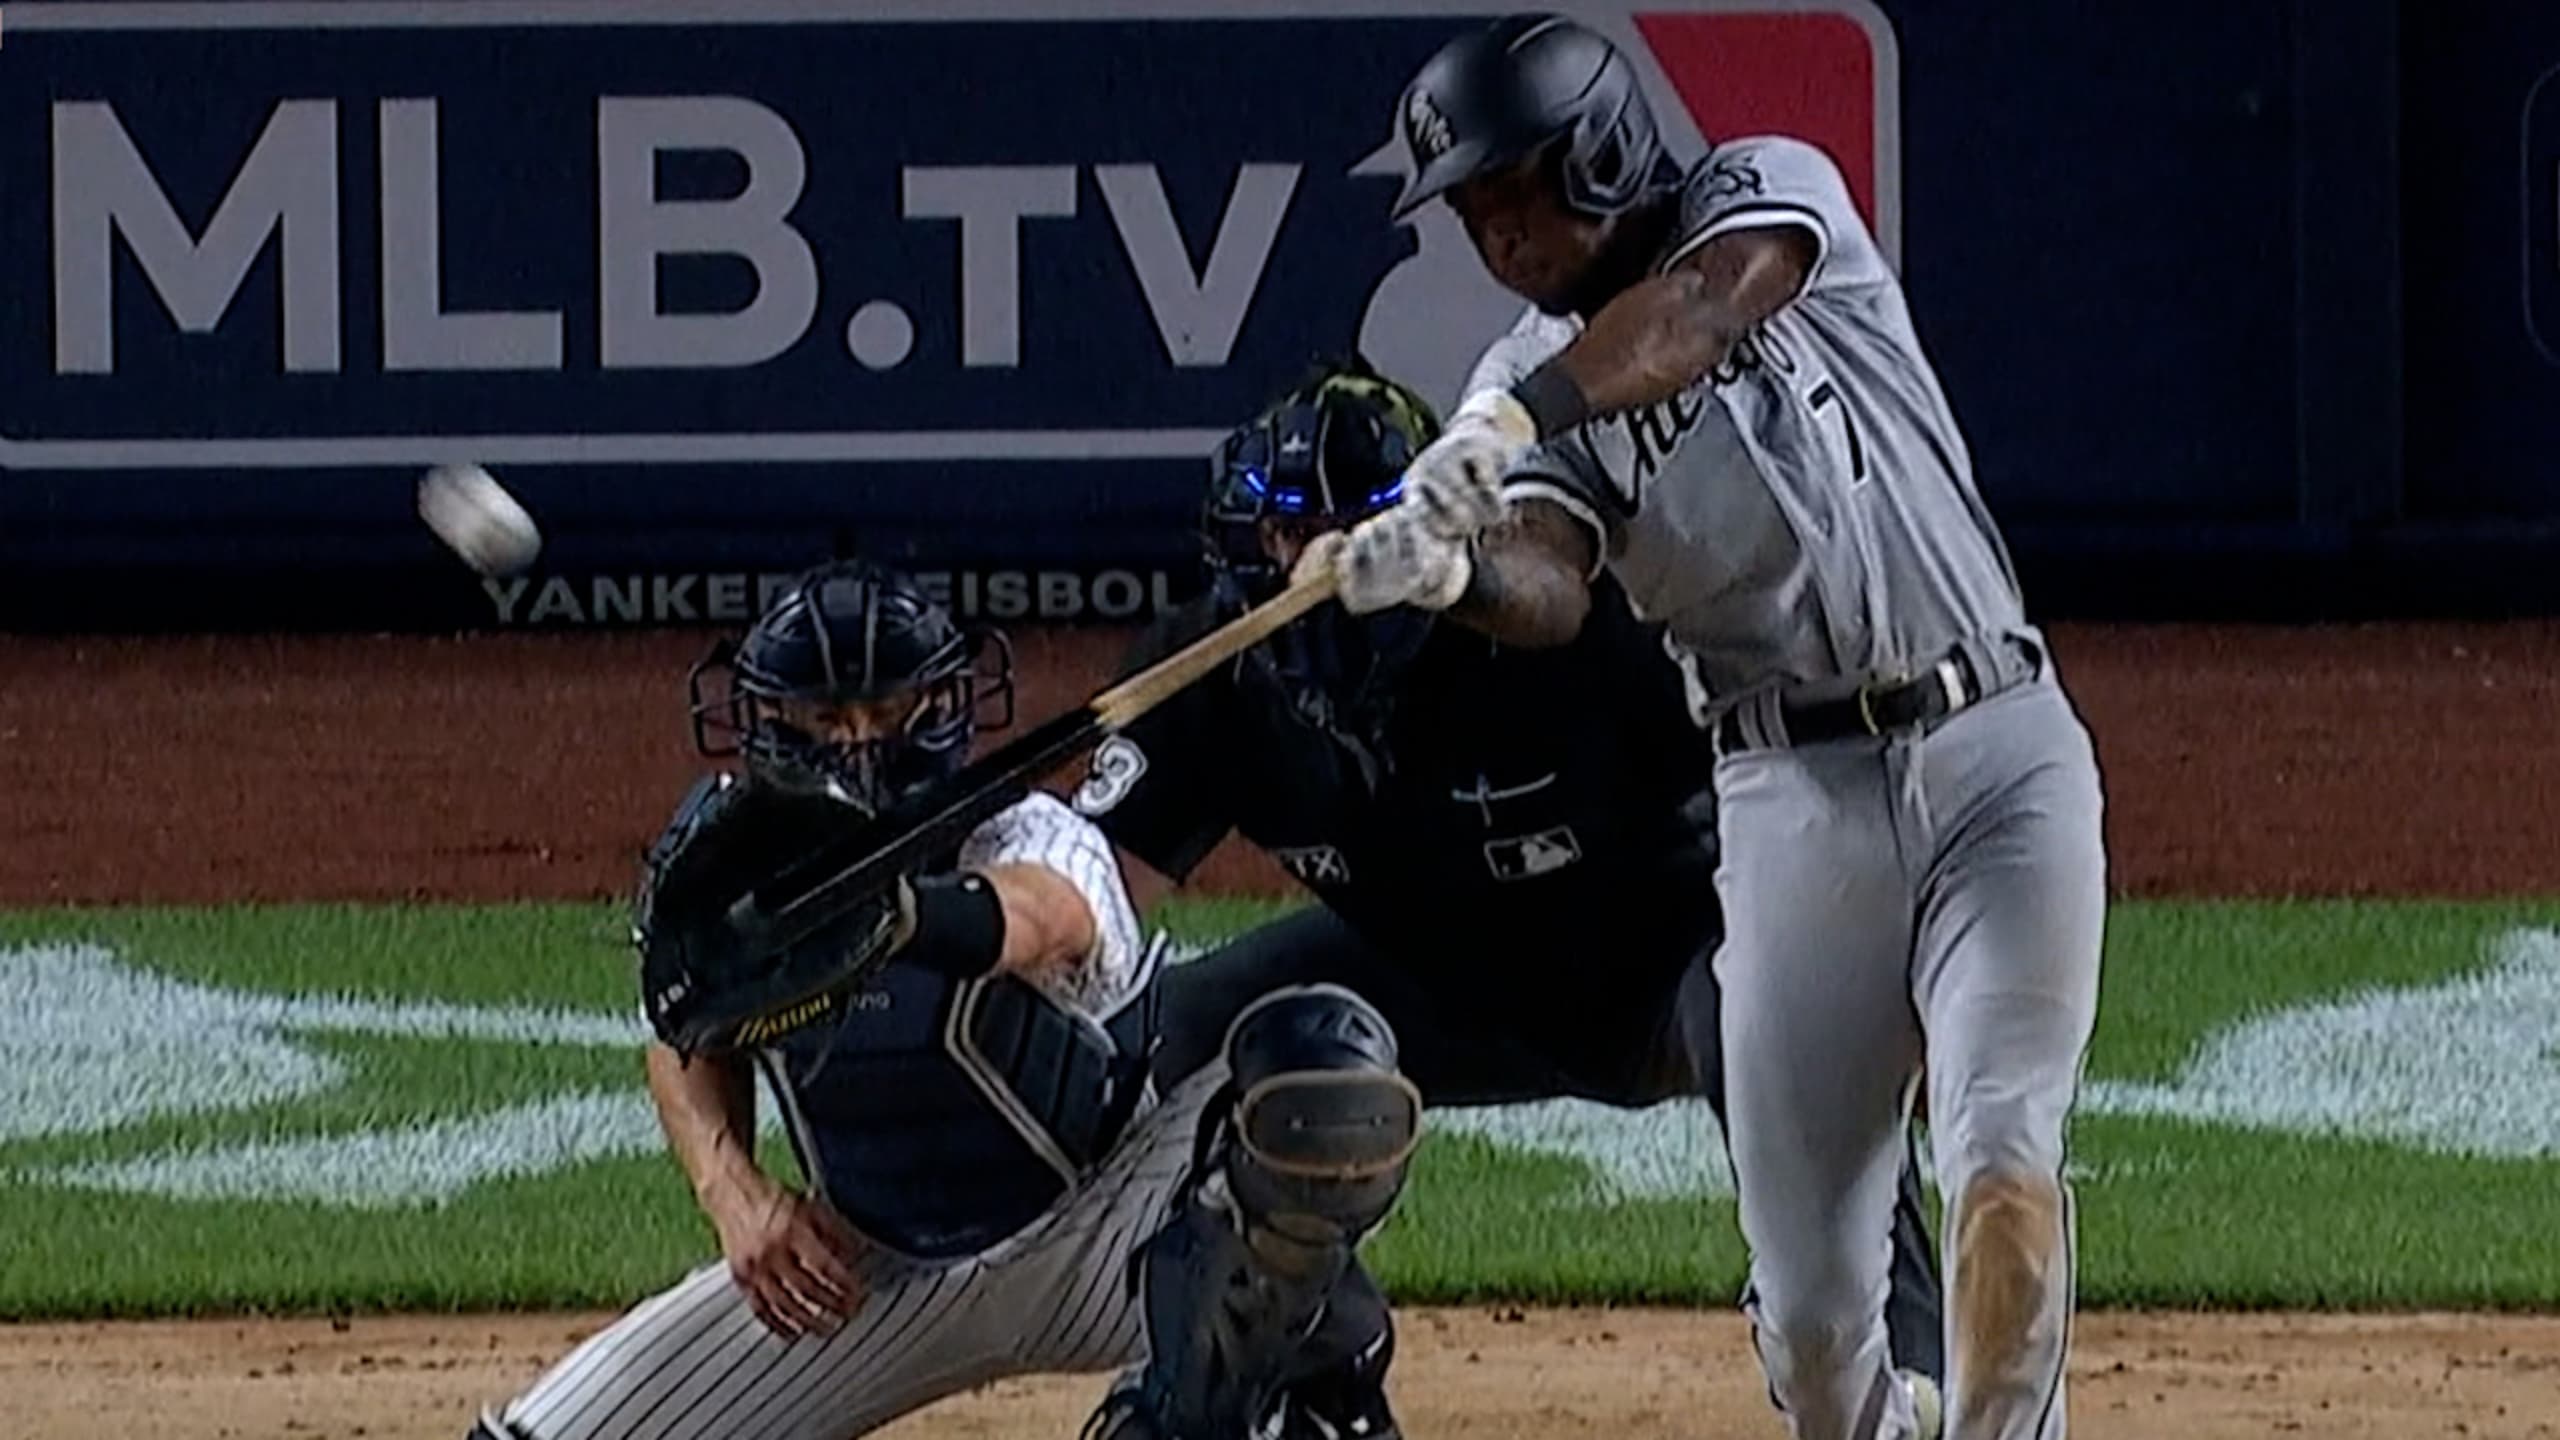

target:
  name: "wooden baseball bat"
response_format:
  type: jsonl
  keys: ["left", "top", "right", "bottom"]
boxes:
{"left": 725, "top": 563, "right": 1339, "bottom": 955}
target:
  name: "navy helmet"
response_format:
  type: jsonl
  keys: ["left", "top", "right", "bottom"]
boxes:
{"left": 1203, "top": 355, "right": 1442, "bottom": 600}
{"left": 688, "top": 559, "right": 1014, "bottom": 809}
{"left": 1392, "top": 13, "right": 1673, "bottom": 221}
{"left": 1205, "top": 359, "right": 1442, "bottom": 785}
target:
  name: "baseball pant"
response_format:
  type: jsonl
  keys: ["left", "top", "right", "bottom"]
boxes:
{"left": 485, "top": 1070, "right": 1225, "bottom": 1440}
{"left": 1712, "top": 674, "right": 2105, "bottom": 1440}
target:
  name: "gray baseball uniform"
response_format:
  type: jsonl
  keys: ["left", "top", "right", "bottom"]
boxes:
{"left": 1472, "top": 136, "right": 2106, "bottom": 1440}
{"left": 483, "top": 794, "right": 1214, "bottom": 1440}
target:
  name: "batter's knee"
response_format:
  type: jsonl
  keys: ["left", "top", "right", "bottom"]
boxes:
{"left": 1748, "top": 1288, "right": 1896, "bottom": 1440}
{"left": 1755, "top": 1298, "right": 1868, "bottom": 1377}
{"left": 465, "top": 1414, "right": 524, "bottom": 1440}
{"left": 1931, "top": 1083, "right": 2068, "bottom": 1196}
{"left": 1747, "top": 1257, "right": 1887, "bottom": 1391}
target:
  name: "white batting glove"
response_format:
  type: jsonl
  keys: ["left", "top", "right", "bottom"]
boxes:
{"left": 1327, "top": 508, "right": 1472, "bottom": 615}
{"left": 1402, "top": 389, "right": 1537, "bottom": 541}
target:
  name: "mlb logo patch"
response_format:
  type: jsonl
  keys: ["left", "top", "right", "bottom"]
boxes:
{"left": 1484, "top": 827, "right": 1584, "bottom": 882}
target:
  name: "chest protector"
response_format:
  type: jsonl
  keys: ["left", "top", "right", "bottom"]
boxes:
{"left": 763, "top": 939, "right": 1162, "bottom": 1259}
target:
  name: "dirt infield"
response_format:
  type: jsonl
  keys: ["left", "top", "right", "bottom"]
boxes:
{"left": 8, "top": 620, "right": 2560, "bottom": 904}
{"left": 7, "top": 620, "right": 2560, "bottom": 1434}
{"left": 5, "top": 1307, "right": 2557, "bottom": 1440}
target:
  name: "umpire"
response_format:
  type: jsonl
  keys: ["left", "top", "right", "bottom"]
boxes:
{"left": 1069, "top": 358, "right": 1948, "bottom": 1439}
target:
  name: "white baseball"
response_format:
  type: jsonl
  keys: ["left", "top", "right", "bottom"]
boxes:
{"left": 418, "top": 463, "right": 542, "bottom": 577}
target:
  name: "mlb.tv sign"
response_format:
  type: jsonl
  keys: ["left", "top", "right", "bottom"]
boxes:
{"left": 4, "top": 1, "right": 1899, "bottom": 480}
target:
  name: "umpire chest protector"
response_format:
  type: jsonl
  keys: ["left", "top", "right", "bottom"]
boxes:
{"left": 761, "top": 943, "right": 1161, "bottom": 1259}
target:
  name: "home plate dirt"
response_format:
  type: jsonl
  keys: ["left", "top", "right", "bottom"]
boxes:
{"left": 3, "top": 1308, "right": 2556, "bottom": 1440}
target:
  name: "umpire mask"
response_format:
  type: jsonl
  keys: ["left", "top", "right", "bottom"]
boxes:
{"left": 1204, "top": 359, "right": 1443, "bottom": 782}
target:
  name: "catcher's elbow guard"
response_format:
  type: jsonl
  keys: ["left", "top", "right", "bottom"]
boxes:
{"left": 901, "top": 871, "right": 1007, "bottom": 979}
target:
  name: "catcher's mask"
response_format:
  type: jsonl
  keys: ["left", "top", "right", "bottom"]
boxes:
{"left": 689, "top": 559, "right": 1015, "bottom": 810}
{"left": 1205, "top": 358, "right": 1442, "bottom": 768}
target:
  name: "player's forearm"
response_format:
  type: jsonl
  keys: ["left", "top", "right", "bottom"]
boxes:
{"left": 1553, "top": 270, "right": 1742, "bottom": 416}
{"left": 879, "top": 862, "right": 1086, "bottom": 985}
{"left": 980, "top": 862, "right": 1099, "bottom": 983}
{"left": 1514, "top": 229, "right": 1817, "bottom": 429}
{"left": 1447, "top": 502, "right": 1594, "bottom": 649}
{"left": 1450, "top": 539, "right": 1588, "bottom": 648}
{"left": 646, "top": 1042, "right": 763, "bottom": 1208}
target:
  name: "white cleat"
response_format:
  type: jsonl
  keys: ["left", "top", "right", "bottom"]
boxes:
{"left": 1900, "top": 1370, "right": 1944, "bottom": 1440}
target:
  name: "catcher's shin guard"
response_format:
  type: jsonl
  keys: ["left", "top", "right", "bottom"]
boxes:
{"left": 1271, "top": 1269, "right": 1402, "bottom": 1440}
{"left": 1106, "top": 985, "right": 1421, "bottom": 1440}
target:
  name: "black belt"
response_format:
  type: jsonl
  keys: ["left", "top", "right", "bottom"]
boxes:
{"left": 1711, "top": 639, "right": 2034, "bottom": 754}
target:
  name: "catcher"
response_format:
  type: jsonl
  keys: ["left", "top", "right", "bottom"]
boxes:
{"left": 468, "top": 558, "right": 1421, "bottom": 1440}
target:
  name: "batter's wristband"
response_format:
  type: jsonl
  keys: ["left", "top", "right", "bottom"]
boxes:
{"left": 1509, "top": 361, "right": 1592, "bottom": 439}
{"left": 903, "top": 871, "right": 1007, "bottom": 979}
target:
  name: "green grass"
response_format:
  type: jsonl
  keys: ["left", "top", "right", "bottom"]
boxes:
{"left": 3, "top": 898, "right": 2559, "bottom": 1317}
{"left": 2085, "top": 900, "right": 2560, "bottom": 1079}
{"left": 0, "top": 903, "right": 637, "bottom": 1009}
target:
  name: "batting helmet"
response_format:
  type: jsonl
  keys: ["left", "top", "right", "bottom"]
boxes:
{"left": 688, "top": 559, "right": 1014, "bottom": 810}
{"left": 1391, "top": 14, "right": 1671, "bottom": 221}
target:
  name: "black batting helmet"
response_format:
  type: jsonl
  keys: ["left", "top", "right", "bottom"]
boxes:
{"left": 1391, "top": 13, "right": 1672, "bottom": 221}
{"left": 688, "top": 559, "right": 1014, "bottom": 810}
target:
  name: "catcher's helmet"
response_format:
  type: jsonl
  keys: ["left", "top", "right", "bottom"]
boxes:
{"left": 1203, "top": 356, "right": 1441, "bottom": 599}
{"left": 1391, "top": 14, "right": 1670, "bottom": 221}
{"left": 689, "top": 559, "right": 1014, "bottom": 810}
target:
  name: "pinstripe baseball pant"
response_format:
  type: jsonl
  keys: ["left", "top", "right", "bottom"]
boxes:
{"left": 485, "top": 1069, "right": 1223, "bottom": 1440}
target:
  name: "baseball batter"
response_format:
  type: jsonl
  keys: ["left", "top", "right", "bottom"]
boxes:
{"left": 467, "top": 560, "right": 1422, "bottom": 1440}
{"left": 1076, "top": 358, "right": 1951, "bottom": 1435}
{"left": 1325, "top": 15, "right": 2108, "bottom": 1440}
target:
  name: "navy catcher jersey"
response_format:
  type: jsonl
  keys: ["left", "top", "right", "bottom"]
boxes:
{"left": 760, "top": 793, "right": 1159, "bottom": 1260}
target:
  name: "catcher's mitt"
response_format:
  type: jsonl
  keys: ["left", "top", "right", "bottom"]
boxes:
{"left": 635, "top": 772, "right": 912, "bottom": 1056}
